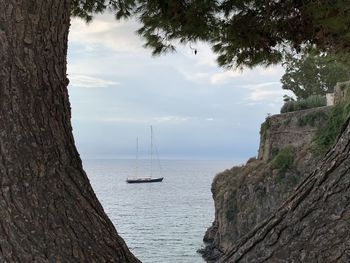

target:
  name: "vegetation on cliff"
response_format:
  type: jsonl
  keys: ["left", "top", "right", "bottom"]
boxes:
{"left": 202, "top": 108, "right": 325, "bottom": 262}
{"left": 312, "top": 85, "right": 350, "bottom": 155}
{"left": 204, "top": 82, "right": 350, "bottom": 261}
{"left": 220, "top": 111, "right": 350, "bottom": 263}
{"left": 272, "top": 147, "right": 294, "bottom": 171}
{"left": 280, "top": 95, "right": 326, "bottom": 113}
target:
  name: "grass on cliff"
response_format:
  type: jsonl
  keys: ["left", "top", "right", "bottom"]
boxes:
{"left": 311, "top": 84, "right": 350, "bottom": 155}
{"left": 271, "top": 147, "right": 301, "bottom": 186}
{"left": 297, "top": 110, "right": 329, "bottom": 127}
{"left": 281, "top": 95, "right": 326, "bottom": 113}
{"left": 312, "top": 102, "right": 350, "bottom": 155}
{"left": 272, "top": 147, "right": 294, "bottom": 171}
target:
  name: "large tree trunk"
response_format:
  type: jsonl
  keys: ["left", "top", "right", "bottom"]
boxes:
{"left": 220, "top": 117, "right": 350, "bottom": 262}
{"left": 0, "top": 1, "right": 139, "bottom": 262}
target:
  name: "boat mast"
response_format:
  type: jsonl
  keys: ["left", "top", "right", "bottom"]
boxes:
{"left": 136, "top": 137, "right": 138, "bottom": 177}
{"left": 150, "top": 125, "right": 153, "bottom": 177}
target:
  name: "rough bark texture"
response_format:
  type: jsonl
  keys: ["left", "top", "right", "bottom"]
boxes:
{"left": 220, "top": 117, "right": 350, "bottom": 262}
{"left": 0, "top": 1, "right": 139, "bottom": 262}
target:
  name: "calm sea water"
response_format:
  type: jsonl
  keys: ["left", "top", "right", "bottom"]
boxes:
{"left": 83, "top": 159, "right": 236, "bottom": 263}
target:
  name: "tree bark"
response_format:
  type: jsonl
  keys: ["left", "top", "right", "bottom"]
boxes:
{"left": 220, "top": 117, "right": 350, "bottom": 262}
{"left": 0, "top": 1, "right": 140, "bottom": 262}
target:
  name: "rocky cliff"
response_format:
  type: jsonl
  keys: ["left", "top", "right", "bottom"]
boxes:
{"left": 200, "top": 106, "right": 333, "bottom": 262}
{"left": 220, "top": 101, "right": 350, "bottom": 262}
{"left": 258, "top": 107, "right": 331, "bottom": 161}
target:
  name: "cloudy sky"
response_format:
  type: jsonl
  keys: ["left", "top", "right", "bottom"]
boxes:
{"left": 67, "top": 14, "right": 290, "bottom": 160}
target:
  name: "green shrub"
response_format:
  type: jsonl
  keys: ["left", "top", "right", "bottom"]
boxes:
{"left": 297, "top": 111, "right": 329, "bottom": 127}
{"left": 281, "top": 95, "right": 326, "bottom": 113}
{"left": 312, "top": 88, "right": 350, "bottom": 155}
{"left": 272, "top": 147, "right": 294, "bottom": 171}
{"left": 281, "top": 100, "right": 296, "bottom": 113}
{"left": 271, "top": 147, "right": 280, "bottom": 159}
{"left": 312, "top": 104, "right": 350, "bottom": 155}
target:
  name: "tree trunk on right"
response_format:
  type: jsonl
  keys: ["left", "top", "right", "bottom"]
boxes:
{"left": 221, "top": 117, "right": 350, "bottom": 262}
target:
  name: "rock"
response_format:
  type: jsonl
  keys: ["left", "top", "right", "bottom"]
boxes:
{"left": 220, "top": 116, "right": 350, "bottom": 262}
{"left": 201, "top": 106, "right": 331, "bottom": 262}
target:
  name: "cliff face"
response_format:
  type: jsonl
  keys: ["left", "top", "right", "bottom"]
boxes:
{"left": 201, "top": 106, "right": 332, "bottom": 262}
{"left": 220, "top": 107, "right": 350, "bottom": 262}
{"left": 258, "top": 107, "right": 331, "bottom": 161}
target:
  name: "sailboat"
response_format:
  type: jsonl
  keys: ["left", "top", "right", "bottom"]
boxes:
{"left": 126, "top": 126, "right": 164, "bottom": 184}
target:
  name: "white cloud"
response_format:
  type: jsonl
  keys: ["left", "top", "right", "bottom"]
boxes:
{"left": 76, "top": 115, "right": 192, "bottom": 124}
{"left": 67, "top": 11, "right": 296, "bottom": 159}
{"left": 69, "top": 15, "right": 143, "bottom": 53}
{"left": 245, "top": 82, "right": 293, "bottom": 103}
{"left": 181, "top": 71, "right": 211, "bottom": 83}
{"left": 248, "top": 88, "right": 283, "bottom": 102}
{"left": 74, "top": 116, "right": 149, "bottom": 123}
{"left": 240, "top": 81, "right": 281, "bottom": 89}
{"left": 69, "top": 74, "right": 119, "bottom": 88}
{"left": 258, "top": 66, "right": 285, "bottom": 77}
{"left": 210, "top": 70, "right": 245, "bottom": 84}
{"left": 180, "top": 68, "right": 245, "bottom": 85}
{"left": 153, "top": 116, "right": 190, "bottom": 123}
{"left": 179, "top": 43, "right": 217, "bottom": 67}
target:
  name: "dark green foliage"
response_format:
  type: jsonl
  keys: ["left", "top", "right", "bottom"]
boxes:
{"left": 225, "top": 191, "right": 237, "bottom": 221}
{"left": 281, "top": 49, "right": 350, "bottom": 99}
{"left": 212, "top": 1, "right": 350, "bottom": 68}
{"left": 136, "top": 1, "right": 218, "bottom": 55}
{"left": 71, "top": 1, "right": 350, "bottom": 68}
{"left": 271, "top": 148, "right": 280, "bottom": 159}
{"left": 281, "top": 95, "right": 326, "bottom": 113}
{"left": 272, "top": 147, "right": 294, "bottom": 171}
{"left": 71, "top": 0, "right": 218, "bottom": 55}
{"left": 297, "top": 111, "right": 329, "bottom": 127}
{"left": 312, "top": 100, "right": 350, "bottom": 155}
{"left": 71, "top": 0, "right": 137, "bottom": 22}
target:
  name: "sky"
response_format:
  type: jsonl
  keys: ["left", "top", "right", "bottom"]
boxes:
{"left": 67, "top": 14, "right": 291, "bottom": 160}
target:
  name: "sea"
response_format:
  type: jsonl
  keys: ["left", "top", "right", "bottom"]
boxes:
{"left": 83, "top": 159, "right": 238, "bottom": 263}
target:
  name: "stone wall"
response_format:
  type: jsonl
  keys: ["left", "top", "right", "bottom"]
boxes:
{"left": 258, "top": 106, "right": 332, "bottom": 161}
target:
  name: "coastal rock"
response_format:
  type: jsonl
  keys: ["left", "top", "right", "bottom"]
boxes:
{"left": 213, "top": 81, "right": 350, "bottom": 262}
{"left": 220, "top": 115, "right": 350, "bottom": 262}
{"left": 201, "top": 106, "right": 332, "bottom": 262}
{"left": 258, "top": 106, "right": 331, "bottom": 161}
